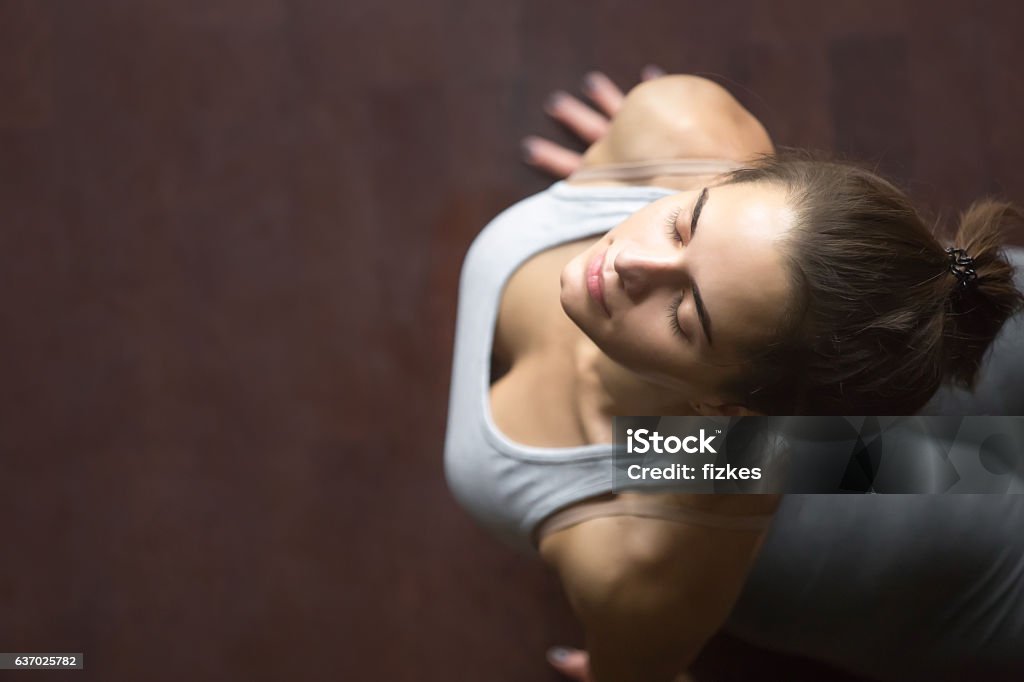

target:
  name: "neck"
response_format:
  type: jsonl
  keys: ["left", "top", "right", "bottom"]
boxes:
{"left": 571, "top": 337, "right": 699, "bottom": 444}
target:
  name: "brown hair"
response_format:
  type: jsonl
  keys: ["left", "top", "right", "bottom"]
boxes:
{"left": 718, "top": 149, "right": 1024, "bottom": 415}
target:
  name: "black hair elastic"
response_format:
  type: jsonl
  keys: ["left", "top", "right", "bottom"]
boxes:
{"left": 945, "top": 247, "right": 977, "bottom": 288}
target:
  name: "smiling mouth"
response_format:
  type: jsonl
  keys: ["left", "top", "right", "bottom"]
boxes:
{"left": 586, "top": 249, "right": 610, "bottom": 317}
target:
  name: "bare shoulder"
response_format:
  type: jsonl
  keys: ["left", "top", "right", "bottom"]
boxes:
{"left": 577, "top": 74, "right": 774, "bottom": 179}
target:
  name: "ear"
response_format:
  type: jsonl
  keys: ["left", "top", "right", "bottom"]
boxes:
{"left": 692, "top": 401, "right": 763, "bottom": 417}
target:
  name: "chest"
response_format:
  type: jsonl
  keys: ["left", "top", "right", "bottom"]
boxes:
{"left": 491, "top": 236, "right": 598, "bottom": 367}
{"left": 487, "top": 237, "right": 600, "bottom": 448}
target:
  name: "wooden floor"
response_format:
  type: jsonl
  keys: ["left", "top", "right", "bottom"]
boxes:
{"left": 1, "top": 1, "right": 1022, "bottom": 680}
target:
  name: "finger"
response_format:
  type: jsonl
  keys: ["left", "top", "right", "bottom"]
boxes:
{"left": 641, "top": 63, "right": 667, "bottom": 80}
{"left": 521, "top": 136, "right": 583, "bottom": 178}
{"left": 544, "top": 91, "right": 611, "bottom": 144}
{"left": 581, "top": 71, "right": 625, "bottom": 117}
{"left": 547, "top": 646, "right": 592, "bottom": 680}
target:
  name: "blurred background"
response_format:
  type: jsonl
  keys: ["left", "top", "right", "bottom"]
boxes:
{"left": 1, "top": 1, "right": 1022, "bottom": 680}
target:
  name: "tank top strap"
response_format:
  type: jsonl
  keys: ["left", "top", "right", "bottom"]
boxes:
{"left": 534, "top": 494, "right": 776, "bottom": 547}
{"left": 567, "top": 157, "right": 744, "bottom": 183}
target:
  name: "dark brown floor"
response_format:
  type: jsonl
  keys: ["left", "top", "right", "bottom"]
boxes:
{"left": 1, "top": 1, "right": 1022, "bottom": 680}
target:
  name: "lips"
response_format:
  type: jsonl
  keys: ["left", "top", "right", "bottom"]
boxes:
{"left": 586, "top": 248, "right": 610, "bottom": 316}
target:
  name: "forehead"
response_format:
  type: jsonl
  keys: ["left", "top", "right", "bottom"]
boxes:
{"left": 691, "top": 181, "right": 796, "bottom": 352}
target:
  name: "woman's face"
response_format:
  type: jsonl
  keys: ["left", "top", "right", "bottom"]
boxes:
{"left": 560, "top": 181, "right": 797, "bottom": 400}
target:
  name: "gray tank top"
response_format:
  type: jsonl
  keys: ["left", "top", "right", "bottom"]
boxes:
{"left": 443, "top": 180, "right": 679, "bottom": 552}
{"left": 443, "top": 180, "right": 1024, "bottom": 680}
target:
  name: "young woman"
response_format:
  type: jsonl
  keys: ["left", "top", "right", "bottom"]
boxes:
{"left": 444, "top": 70, "right": 1024, "bottom": 682}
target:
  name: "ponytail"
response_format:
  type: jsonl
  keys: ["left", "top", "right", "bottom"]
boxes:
{"left": 942, "top": 201, "right": 1024, "bottom": 390}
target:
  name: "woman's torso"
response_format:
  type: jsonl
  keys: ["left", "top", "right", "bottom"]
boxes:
{"left": 443, "top": 179, "right": 689, "bottom": 552}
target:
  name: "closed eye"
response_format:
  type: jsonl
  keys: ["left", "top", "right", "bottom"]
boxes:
{"left": 664, "top": 205, "right": 688, "bottom": 339}
{"left": 665, "top": 206, "right": 683, "bottom": 243}
{"left": 666, "top": 292, "right": 687, "bottom": 339}
{"left": 665, "top": 187, "right": 711, "bottom": 345}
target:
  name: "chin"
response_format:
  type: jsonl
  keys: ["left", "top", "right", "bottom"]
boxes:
{"left": 559, "top": 260, "right": 585, "bottom": 320}
{"left": 560, "top": 285, "right": 589, "bottom": 336}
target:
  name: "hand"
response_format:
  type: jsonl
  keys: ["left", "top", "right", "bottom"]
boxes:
{"left": 522, "top": 65, "right": 666, "bottom": 178}
{"left": 547, "top": 646, "right": 696, "bottom": 682}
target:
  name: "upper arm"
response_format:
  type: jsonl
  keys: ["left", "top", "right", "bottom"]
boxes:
{"left": 547, "top": 509, "right": 775, "bottom": 682}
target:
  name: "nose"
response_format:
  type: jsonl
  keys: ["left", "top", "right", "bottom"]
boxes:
{"left": 612, "top": 244, "right": 686, "bottom": 299}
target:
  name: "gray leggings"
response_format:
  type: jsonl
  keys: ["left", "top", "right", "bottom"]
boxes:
{"left": 726, "top": 495, "right": 1024, "bottom": 681}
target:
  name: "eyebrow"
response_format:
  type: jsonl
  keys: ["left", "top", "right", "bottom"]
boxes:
{"left": 690, "top": 188, "right": 713, "bottom": 346}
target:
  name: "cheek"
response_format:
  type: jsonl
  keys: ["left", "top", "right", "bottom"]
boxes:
{"left": 601, "top": 310, "right": 722, "bottom": 389}
{"left": 603, "top": 313, "right": 682, "bottom": 371}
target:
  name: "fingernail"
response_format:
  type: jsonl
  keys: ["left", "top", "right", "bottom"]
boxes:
{"left": 521, "top": 137, "right": 538, "bottom": 162}
{"left": 547, "top": 646, "right": 571, "bottom": 663}
{"left": 582, "top": 71, "right": 601, "bottom": 92}
{"left": 544, "top": 91, "right": 567, "bottom": 113}
{"left": 642, "top": 64, "right": 666, "bottom": 79}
